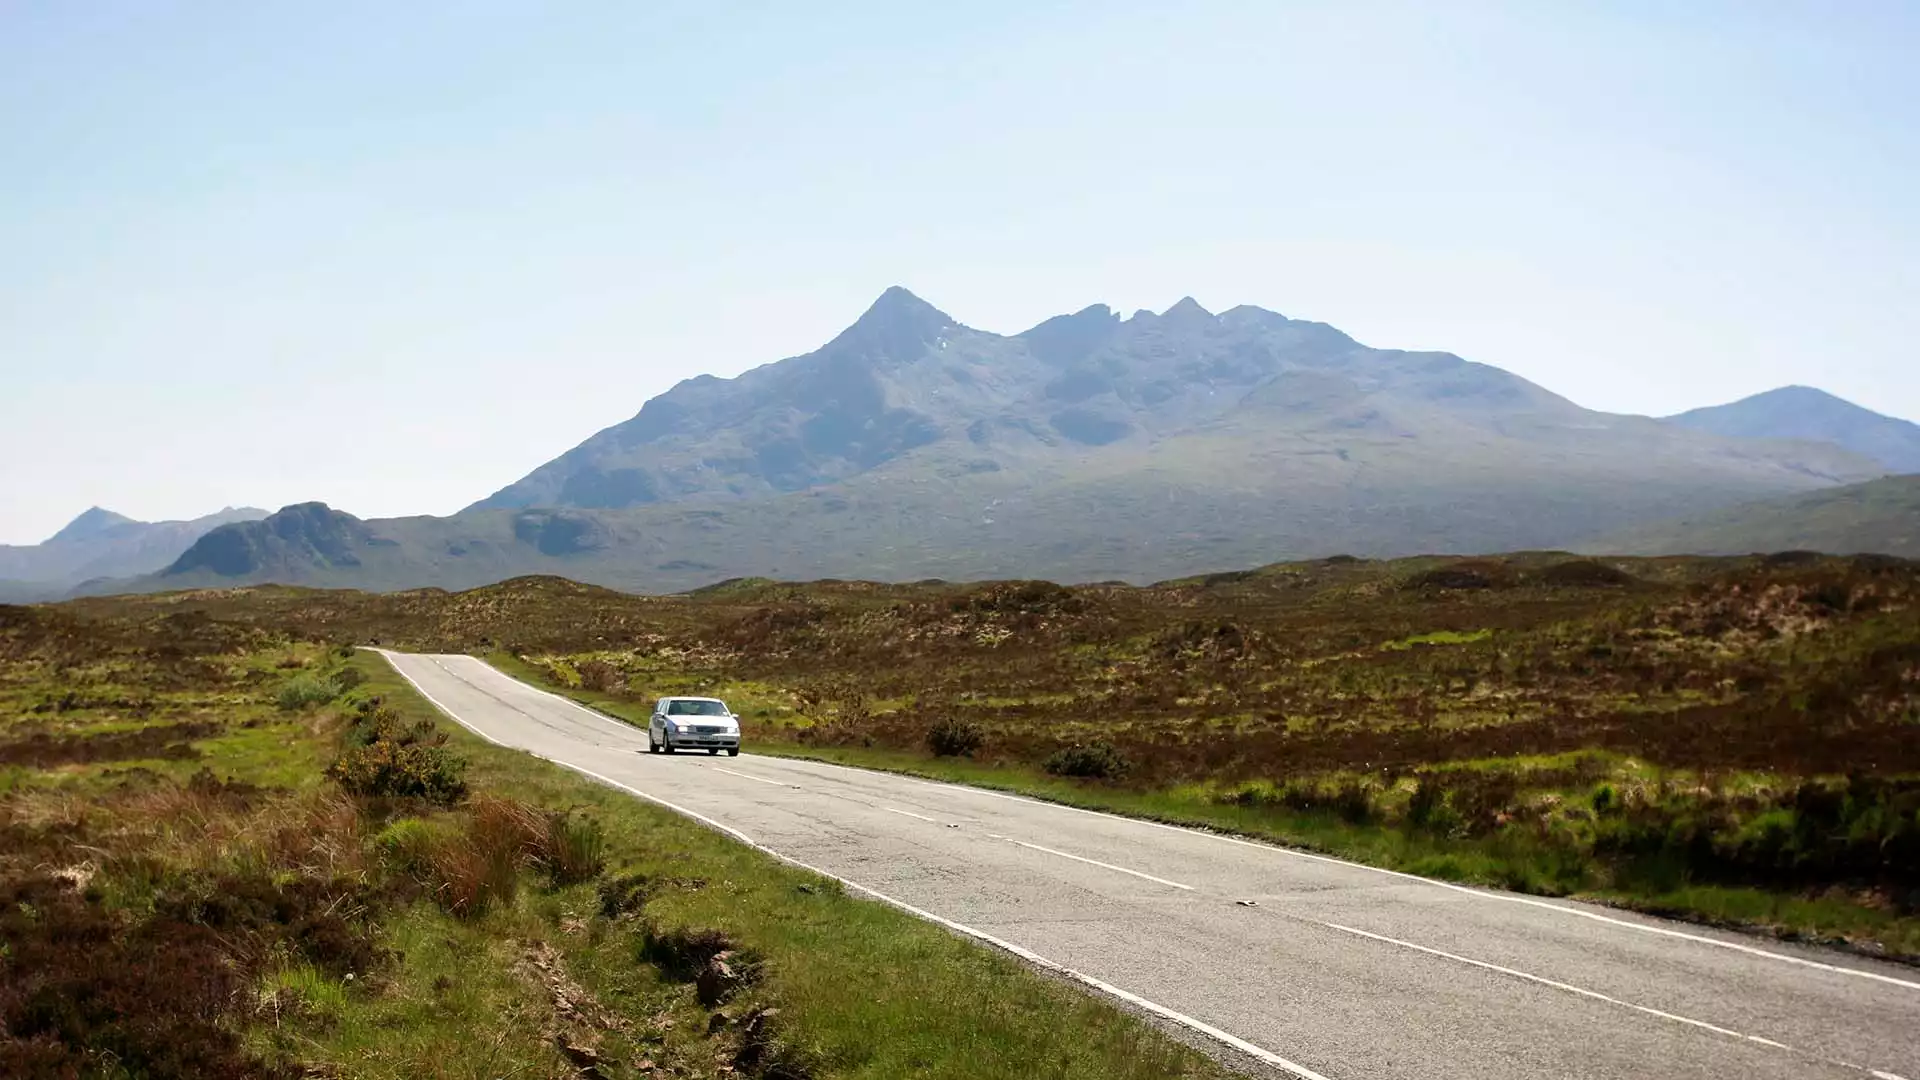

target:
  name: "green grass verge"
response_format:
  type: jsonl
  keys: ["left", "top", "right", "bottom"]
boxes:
{"left": 355, "top": 654, "right": 1232, "bottom": 1079}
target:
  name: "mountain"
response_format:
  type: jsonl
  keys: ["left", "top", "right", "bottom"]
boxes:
{"left": 109, "top": 289, "right": 1900, "bottom": 597}
{"left": 473, "top": 287, "right": 1871, "bottom": 521}
{"left": 1666, "top": 386, "right": 1920, "bottom": 474}
{"left": 0, "top": 506, "right": 270, "bottom": 600}
{"left": 1586, "top": 475, "right": 1920, "bottom": 558}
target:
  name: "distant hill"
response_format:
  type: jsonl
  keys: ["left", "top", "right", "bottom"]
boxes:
{"left": 0, "top": 506, "right": 269, "bottom": 600}
{"left": 1666, "top": 386, "right": 1920, "bottom": 474}
{"left": 1586, "top": 475, "right": 1920, "bottom": 558}
{"left": 102, "top": 290, "right": 1906, "bottom": 596}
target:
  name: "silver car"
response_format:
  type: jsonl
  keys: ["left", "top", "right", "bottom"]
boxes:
{"left": 647, "top": 696, "right": 741, "bottom": 756}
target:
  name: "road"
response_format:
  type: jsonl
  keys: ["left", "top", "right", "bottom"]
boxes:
{"left": 380, "top": 652, "right": 1919, "bottom": 1080}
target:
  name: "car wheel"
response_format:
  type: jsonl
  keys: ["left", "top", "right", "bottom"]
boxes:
{"left": 727, "top": 748, "right": 740, "bottom": 757}
{"left": 663, "top": 738, "right": 675, "bottom": 755}
{"left": 647, "top": 731, "right": 658, "bottom": 754}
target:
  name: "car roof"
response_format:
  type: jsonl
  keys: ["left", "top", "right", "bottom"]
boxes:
{"left": 662, "top": 696, "right": 725, "bottom": 703}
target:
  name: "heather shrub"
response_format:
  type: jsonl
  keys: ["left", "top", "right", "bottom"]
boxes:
{"left": 326, "top": 698, "right": 467, "bottom": 804}
{"left": 1043, "top": 740, "right": 1129, "bottom": 781}
{"left": 926, "top": 716, "right": 984, "bottom": 758}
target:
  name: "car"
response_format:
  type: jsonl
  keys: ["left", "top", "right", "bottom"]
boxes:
{"left": 647, "top": 696, "right": 741, "bottom": 756}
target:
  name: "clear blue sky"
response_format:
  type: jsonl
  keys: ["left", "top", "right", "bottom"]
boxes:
{"left": 3, "top": 1, "right": 1916, "bottom": 544}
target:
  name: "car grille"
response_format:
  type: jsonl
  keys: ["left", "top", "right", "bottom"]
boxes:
{"left": 690, "top": 725, "right": 727, "bottom": 735}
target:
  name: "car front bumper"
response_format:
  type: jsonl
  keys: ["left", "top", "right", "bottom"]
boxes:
{"left": 664, "top": 731, "right": 740, "bottom": 749}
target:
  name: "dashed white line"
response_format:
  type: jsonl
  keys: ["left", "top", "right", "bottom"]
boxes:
{"left": 992, "top": 836, "right": 1195, "bottom": 891}
{"left": 1318, "top": 922, "right": 1903, "bottom": 1078}
{"left": 883, "top": 806, "right": 942, "bottom": 824}
{"left": 760, "top": 752, "right": 1920, "bottom": 992}
{"left": 709, "top": 765, "right": 793, "bottom": 787}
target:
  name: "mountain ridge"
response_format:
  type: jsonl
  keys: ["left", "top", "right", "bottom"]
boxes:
{"left": 0, "top": 505, "right": 270, "bottom": 600}
{"left": 470, "top": 289, "right": 1862, "bottom": 517}
{"left": 1666, "top": 386, "right": 1920, "bottom": 474}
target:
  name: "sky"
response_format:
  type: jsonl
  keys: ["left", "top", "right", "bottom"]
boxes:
{"left": 2, "top": 1, "right": 1916, "bottom": 544}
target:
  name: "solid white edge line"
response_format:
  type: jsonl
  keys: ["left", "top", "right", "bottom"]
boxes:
{"left": 740, "top": 748, "right": 1920, "bottom": 992}
{"left": 377, "top": 651, "right": 1335, "bottom": 1080}
{"left": 709, "top": 765, "right": 793, "bottom": 788}
{"left": 997, "top": 837, "right": 1196, "bottom": 891}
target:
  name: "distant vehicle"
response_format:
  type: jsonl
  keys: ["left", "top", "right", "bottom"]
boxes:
{"left": 647, "top": 696, "right": 741, "bottom": 756}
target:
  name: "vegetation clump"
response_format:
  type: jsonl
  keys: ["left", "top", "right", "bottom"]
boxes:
{"left": 326, "top": 697, "right": 468, "bottom": 804}
{"left": 926, "top": 716, "right": 985, "bottom": 757}
{"left": 1044, "top": 740, "right": 1130, "bottom": 781}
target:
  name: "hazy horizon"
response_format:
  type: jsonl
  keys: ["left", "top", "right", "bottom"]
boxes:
{"left": 5, "top": 2, "right": 1916, "bottom": 545}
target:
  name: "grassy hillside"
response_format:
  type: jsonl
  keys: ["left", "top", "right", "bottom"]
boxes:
{"left": 63, "top": 550, "right": 1920, "bottom": 959}
{"left": 0, "top": 602, "right": 1229, "bottom": 1076}
{"left": 1590, "top": 475, "right": 1920, "bottom": 557}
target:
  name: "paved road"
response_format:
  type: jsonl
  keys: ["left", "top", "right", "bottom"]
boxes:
{"left": 382, "top": 652, "right": 1919, "bottom": 1080}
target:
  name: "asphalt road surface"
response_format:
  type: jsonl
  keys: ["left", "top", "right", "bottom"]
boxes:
{"left": 381, "top": 652, "right": 1919, "bottom": 1080}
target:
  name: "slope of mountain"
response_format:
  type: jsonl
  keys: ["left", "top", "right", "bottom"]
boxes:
{"left": 108, "top": 289, "right": 1905, "bottom": 597}
{"left": 1585, "top": 475, "right": 1920, "bottom": 558}
{"left": 0, "top": 505, "right": 269, "bottom": 600}
{"left": 1666, "top": 386, "right": 1920, "bottom": 474}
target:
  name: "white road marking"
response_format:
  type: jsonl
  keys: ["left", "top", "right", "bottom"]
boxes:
{"left": 753, "top": 752, "right": 1920, "bottom": 992}
{"left": 391, "top": 654, "right": 1920, "bottom": 1080}
{"left": 378, "top": 653, "right": 1333, "bottom": 1080}
{"left": 989, "top": 835, "right": 1195, "bottom": 891}
{"left": 883, "top": 807, "right": 942, "bottom": 824}
{"left": 708, "top": 765, "right": 793, "bottom": 787}
{"left": 1318, "top": 922, "right": 1904, "bottom": 1078}
{"left": 451, "top": 655, "right": 648, "bottom": 739}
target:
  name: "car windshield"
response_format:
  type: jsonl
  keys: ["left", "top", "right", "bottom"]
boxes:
{"left": 667, "top": 700, "right": 728, "bottom": 716}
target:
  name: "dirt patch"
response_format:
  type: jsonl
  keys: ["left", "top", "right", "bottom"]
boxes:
{"left": 0, "top": 720, "right": 221, "bottom": 767}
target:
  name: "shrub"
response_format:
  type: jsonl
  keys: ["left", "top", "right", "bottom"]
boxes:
{"left": 327, "top": 699, "right": 467, "bottom": 804}
{"left": 430, "top": 833, "right": 520, "bottom": 916}
{"left": 463, "top": 797, "right": 606, "bottom": 888}
{"left": 541, "top": 811, "right": 606, "bottom": 886}
{"left": 926, "top": 716, "right": 984, "bottom": 758}
{"left": 277, "top": 672, "right": 344, "bottom": 711}
{"left": 576, "top": 658, "right": 623, "bottom": 694}
{"left": 1043, "top": 741, "right": 1129, "bottom": 781}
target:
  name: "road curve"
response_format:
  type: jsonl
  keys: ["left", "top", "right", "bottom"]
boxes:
{"left": 380, "top": 652, "right": 1919, "bottom": 1080}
